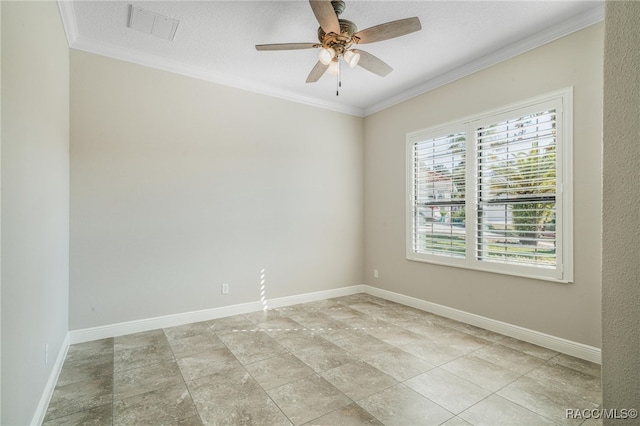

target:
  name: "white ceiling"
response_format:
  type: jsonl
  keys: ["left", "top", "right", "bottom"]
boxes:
{"left": 59, "top": 0, "right": 603, "bottom": 116}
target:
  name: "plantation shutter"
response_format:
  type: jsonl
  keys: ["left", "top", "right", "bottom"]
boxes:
{"left": 474, "top": 109, "right": 558, "bottom": 268}
{"left": 410, "top": 132, "right": 466, "bottom": 258}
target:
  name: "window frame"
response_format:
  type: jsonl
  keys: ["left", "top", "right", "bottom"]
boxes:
{"left": 406, "top": 88, "right": 573, "bottom": 283}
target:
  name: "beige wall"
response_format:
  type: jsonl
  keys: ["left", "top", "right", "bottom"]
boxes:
{"left": 602, "top": 1, "right": 640, "bottom": 419}
{"left": 364, "top": 24, "right": 603, "bottom": 347}
{"left": 69, "top": 51, "right": 364, "bottom": 329}
{"left": 1, "top": 1, "right": 70, "bottom": 424}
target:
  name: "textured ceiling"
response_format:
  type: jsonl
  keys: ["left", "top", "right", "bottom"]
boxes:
{"left": 60, "top": 0, "right": 604, "bottom": 116}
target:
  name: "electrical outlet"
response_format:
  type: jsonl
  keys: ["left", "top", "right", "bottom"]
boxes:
{"left": 222, "top": 283, "right": 229, "bottom": 294}
{"left": 373, "top": 269, "right": 379, "bottom": 279}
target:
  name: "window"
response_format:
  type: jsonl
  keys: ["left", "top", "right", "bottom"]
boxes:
{"left": 407, "top": 89, "right": 573, "bottom": 282}
{"left": 410, "top": 130, "right": 468, "bottom": 264}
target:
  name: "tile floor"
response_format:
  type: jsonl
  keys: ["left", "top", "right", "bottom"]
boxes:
{"left": 43, "top": 293, "right": 602, "bottom": 425}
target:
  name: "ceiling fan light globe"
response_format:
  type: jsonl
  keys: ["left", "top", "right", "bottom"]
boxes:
{"left": 343, "top": 50, "right": 360, "bottom": 68}
{"left": 318, "top": 47, "right": 336, "bottom": 65}
{"left": 327, "top": 60, "right": 340, "bottom": 75}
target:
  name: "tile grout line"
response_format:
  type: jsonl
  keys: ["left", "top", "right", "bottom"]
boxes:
{"left": 340, "top": 300, "right": 557, "bottom": 425}
{"left": 219, "top": 316, "right": 298, "bottom": 426}
{"left": 241, "top": 306, "right": 390, "bottom": 425}
{"left": 162, "top": 327, "right": 207, "bottom": 426}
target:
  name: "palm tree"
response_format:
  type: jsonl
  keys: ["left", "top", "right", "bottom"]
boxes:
{"left": 489, "top": 143, "right": 556, "bottom": 244}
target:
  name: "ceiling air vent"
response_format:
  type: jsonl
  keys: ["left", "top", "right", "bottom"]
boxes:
{"left": 128, "top": 6, "right": 179, "bottom": 41}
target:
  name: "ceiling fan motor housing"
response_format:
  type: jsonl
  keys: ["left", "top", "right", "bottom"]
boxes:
{"left": 316, "top": 0, "right": 358, "bottom": 55}
{"left": 317, "top": 19, "right": 358, "bottom": 55}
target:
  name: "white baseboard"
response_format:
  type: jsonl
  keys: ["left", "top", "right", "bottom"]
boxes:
{"left": 69, "top": 285, "right": 366, "bottom": 344}
{"left": 67, "top": 282, "right": 600, "bottom": 364}
{"left": 363, "top": 285, "right": 601, "bottom": 364}
{"left": 31, "top": 333, "right": 70, "bottom": 426}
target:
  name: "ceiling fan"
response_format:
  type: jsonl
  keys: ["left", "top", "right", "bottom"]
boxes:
{"left": 255, "top": 0, "right": 421, "bottom": 89}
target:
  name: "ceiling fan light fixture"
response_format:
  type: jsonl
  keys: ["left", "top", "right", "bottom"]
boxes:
{"left": 327, "top": 60, "right": 340, "bottom": 75}
{"left": 343, "top": 50, "right": 360, "bottom": 68}
{"left": 318, "top": 47, "right": 336, "bottom": 65}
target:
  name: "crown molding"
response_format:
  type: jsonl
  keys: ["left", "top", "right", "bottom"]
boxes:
{"left": 57, "top": 1, "right": 363, "bottom": 115}
{"left": 57, "top": 0, "right": 79, "bottom": 46}
{"left": 74, "top": 37, "right": 364, "bottom": 117}
{"left": 363, "top": 3, "right": 605, "bottom": 116}
{"left": 57, "top": 1, "right": 602, "bottom": 119}
{"left": 71, "top": 36, "right": 364, "bottom": 117}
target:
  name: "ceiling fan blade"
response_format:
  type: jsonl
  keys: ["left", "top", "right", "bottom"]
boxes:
{"left": 354, "top": 17, "right": 421, "bottom": 44}
{"left": 353, "top": 49, "right": 393, "bottom": 77}
{"left": 256, "top": 43, "right": 319, "bottom": 51}
{"left": 309, "top": 0, "right": 340, "bottom": 34}
{"left": 306, "top": 61, "right": 329, "bottom": 83}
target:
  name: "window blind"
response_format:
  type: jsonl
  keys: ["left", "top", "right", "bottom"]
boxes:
{"left": 475, "top": 110, "right": 557, "bottom": 268}
{"left": 411, "top": 132, "right": 466, "bottom": 258}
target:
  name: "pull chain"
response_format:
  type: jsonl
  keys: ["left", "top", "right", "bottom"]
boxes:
{"left": 336, "top": 58, "right": 342, "bottom": 96}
